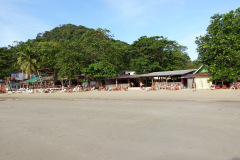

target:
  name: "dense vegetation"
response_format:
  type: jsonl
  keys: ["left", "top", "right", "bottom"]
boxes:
{"left": 196, "top": 8, "right": 240, "bottom": 82}
{"left": 0, "top": 24, "right": 195, "bottom": 83}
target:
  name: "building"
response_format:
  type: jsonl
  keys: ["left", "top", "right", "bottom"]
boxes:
{"left": 183, "top": 66, "right": 212, "bottom": 89}
{"left": 105, "top": 69, "right": 197, "bottom": 89}
{"left": 8, "top": 70, "right": 35, "bottom": 90}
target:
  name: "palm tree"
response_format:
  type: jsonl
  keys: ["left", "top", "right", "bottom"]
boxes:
{"left": 17, "top": 41, "right": 39, "bottom": 79}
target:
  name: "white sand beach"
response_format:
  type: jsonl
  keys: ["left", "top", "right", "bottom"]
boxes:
{"left": 1, "top": 89, "right": 240, "bottom": 101}
{"left": 0, "top": 89, "right": 240, "bottom": 160}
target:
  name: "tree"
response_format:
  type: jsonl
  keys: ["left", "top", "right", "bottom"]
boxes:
{"left": 80, "top": 28, "right": 123, "bottom": 81}
{"left": 129, "top": 36, "right": 191, "bottom": 73}
{"left": 82, "top": 60, "right": 117, "bottom": 84}
{"left": 17, "top": 41, "right": 39, "bottom": 79}
{"left": 37, "top": 41, "right": 61, "bottom": 84}
{"left": 196, "top": 8, "right": 240, "bottom": 82}
{"left": 0, "top": 47, "right": 17, "bottom": 79}
{"left": 55, "top": 41, "right": 83, "bottom": 85}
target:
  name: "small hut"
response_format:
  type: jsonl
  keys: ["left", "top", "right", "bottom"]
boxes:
{"left": 183, "top": 66, "right": 212, "bottom": 89}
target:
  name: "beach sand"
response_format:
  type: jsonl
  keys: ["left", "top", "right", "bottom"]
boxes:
{"left": 0, "top": 89, "right": 240, "bottom": 160}
{"left": 1, "top": 89, "right": 240, "bottom": 101}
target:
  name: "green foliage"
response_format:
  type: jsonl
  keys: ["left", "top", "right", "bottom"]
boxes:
{"left": 35, "top": 24, "right": 88, "bottom": 42}
{"left": 1, "top": 23, "right": 195, "bottom": 81}
{"left": 37, "top": 41, "right": 60, "bottom": 70}
{"left": 80, "top": 28, "right": 128, "bottom": 80}
{"left": 55, "top": 41, "right": 84, "bottom": 81}
{"left": 17, "top": 41, "right": 40, "bottom": 78}
{"left": 82, "top": 60, "right": 117, "bottom": 79}
{"left": 130, "top": 36, "right": 192, "bottom": 73}
{"left": 0, "top": 46, "right": 17, "bottom": 79}
{"left": 196, "top": 8, "right": 240, "bottom": 82}
{"left": 191, "top": 59, "right": 202, "bottom": 69}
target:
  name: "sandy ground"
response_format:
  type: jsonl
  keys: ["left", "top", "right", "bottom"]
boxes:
{"left": 1, "top": 89, "right": 240, "bottom": 101}
{"left": 0, "top": 89, "right": 240, "bottom": 160}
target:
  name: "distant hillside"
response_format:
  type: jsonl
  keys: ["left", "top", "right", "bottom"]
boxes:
{"left": 35, "top": 24, "right": 90, "bottom": 42}
{"left": 0, "top": 23, "right": 195, "bottom": 79}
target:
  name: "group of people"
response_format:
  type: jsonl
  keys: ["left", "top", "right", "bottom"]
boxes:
{"left": 210, "top": 82, "right": 240, "bottom": 90}
{"left": 61, "top": 85, "right": 95, "bottom": 93}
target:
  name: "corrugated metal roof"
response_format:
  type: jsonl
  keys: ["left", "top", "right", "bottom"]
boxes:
{"left": 106, "top": 74, "right": 143, "bottom": 80}
{"left": 193, "top": 65, "right": 203, "bottom": 74}
{"left": 108, "top": 69, "right": 197, "bottom": 79}
{"left": 141, "top": 69, "right": 197, "bottom": 77}
{"left": 182, "top": 72, "right": 210, "bottom": 78}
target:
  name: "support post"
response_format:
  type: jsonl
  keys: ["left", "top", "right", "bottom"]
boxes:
{"left": 152, "top": 77, "right": 154, "bottom": 87}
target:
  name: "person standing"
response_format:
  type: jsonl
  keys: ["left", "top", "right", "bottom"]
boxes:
{"left": 140, "top": 81, "right": 143, "bottom": 89}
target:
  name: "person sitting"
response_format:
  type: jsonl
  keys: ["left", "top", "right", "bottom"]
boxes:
{"left": 44, "top": 88, "right": 49, "bottom": 93}
{"left": 210, "top": 83, "right": 215, "bottom": 90}
{"left": 131, "top": 82, "right": 134, "bottom": 87}
{"left": 236, "top": 83, "right": 240, "bottom": 89}
{"left": 73, "top": 87, "right": 77, "bottom": 92}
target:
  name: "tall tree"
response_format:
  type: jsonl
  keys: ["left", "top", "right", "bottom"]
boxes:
{"left": 196, "top": 8, "right": 240, "bottom": 82}
{"left": 130, "top": 36, "right": 191, "bottom": 73}
{"left": 0, "top": 46, "right": 17, "bottom": 79}
{"left": 17, "top": 41, "right": 39, "bottom": 79}
{"left": 80, "top": 29, "right": 123, "bottom": 81}
{"left": 55, "top": 41, "right": 83, "bottom": 84}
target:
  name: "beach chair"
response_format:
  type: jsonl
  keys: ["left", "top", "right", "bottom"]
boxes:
{"left": 44, "top": 89, "right": 49, "bottom": 93}
{"left": 60, "top": 89, "right": 66, "bottom": 93}
{"left": 216, "top": 85, "right": 221, "bottom": 89}
{"left": 27, "top": 89, "right": 33, "bottom": 94}
{"left": 150, "top": 87, "right": 156, "bottom": 91}
{"left": 73, "top": 87, "right": 78, "bottom": 92}
{"left": 229, "top": 83, "right": 236, "bottom": 90}
{"left": 174, "top": 85, "right": 179, "bottom": 90}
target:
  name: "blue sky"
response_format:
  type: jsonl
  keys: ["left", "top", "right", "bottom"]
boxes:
{"left": 1, "top": 0, "right": 239, "bottom": 60}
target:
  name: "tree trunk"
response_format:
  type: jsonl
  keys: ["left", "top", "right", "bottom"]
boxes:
{"left": 53, "top": 69, "right": 56, "bottom": 87}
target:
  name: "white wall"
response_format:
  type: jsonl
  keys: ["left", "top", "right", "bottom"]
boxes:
{"left": 195, "top": 77, "right": 212, "bottom": 89}
{"left": 11, "top": 72, "right": 35, "bottom": 81}
{"left": 124, "top": 71, "right": 135, "bottom": 75}
{"left": 11, "top": 72, "right": 25, "bottom": 81}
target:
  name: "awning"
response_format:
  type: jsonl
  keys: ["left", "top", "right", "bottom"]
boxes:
{"left": 25, "top": 77, "right": 39, "bottom": 83}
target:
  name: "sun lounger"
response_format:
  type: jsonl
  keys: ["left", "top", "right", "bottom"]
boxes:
{"left": 222, "top": 85, "right": 227, "bottom": 89}
{"left": 60, "top": 89, "right": 66, "bottom": 93}
{"left": 26, "top": 89, "right": 33, "bottom": 94}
